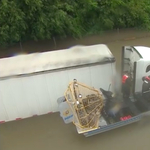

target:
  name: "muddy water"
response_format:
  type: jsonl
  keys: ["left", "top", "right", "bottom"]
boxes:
{"left": 0, "top": 29, "right": 150, "bottom": 150}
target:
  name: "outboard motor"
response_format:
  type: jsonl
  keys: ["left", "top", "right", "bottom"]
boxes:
{"left": 142, "top": 76, "right": 150, "bottom": 101}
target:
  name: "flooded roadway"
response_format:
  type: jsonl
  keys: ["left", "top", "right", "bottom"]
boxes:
{"left": 0, "top": 29, "right": 150, "bottom": 150}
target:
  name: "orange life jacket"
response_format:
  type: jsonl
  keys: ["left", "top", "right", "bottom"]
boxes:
{"left": 145, "top": 76, "right": 150, "bottom": 81}
{"left": 122, "top": 74, "right": 129, "bottom": 84}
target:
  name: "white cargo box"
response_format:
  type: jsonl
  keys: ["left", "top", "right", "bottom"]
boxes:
{"left": 0, "top": 44, "right": 116, "bottom": 123}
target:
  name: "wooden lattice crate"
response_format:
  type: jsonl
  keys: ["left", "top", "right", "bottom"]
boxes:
{"left": 65, "top": 79, "right": 104, "bottom": 130}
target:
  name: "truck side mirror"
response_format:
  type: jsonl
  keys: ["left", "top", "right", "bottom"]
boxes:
{"left": 146, "top": 65, "right": 150, "bottom": 73}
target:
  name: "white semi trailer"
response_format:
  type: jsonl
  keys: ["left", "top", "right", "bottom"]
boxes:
{"left": 0, "top": 44, "right": 116, "bottom": 123}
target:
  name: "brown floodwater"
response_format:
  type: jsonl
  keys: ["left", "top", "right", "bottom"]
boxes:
{"left": 0, "top": 29, "right": 150, "bottom": 150}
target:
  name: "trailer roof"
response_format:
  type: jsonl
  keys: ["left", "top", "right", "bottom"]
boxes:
{"left": 0, "top": 44, "right": 114, "bottom": 78}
